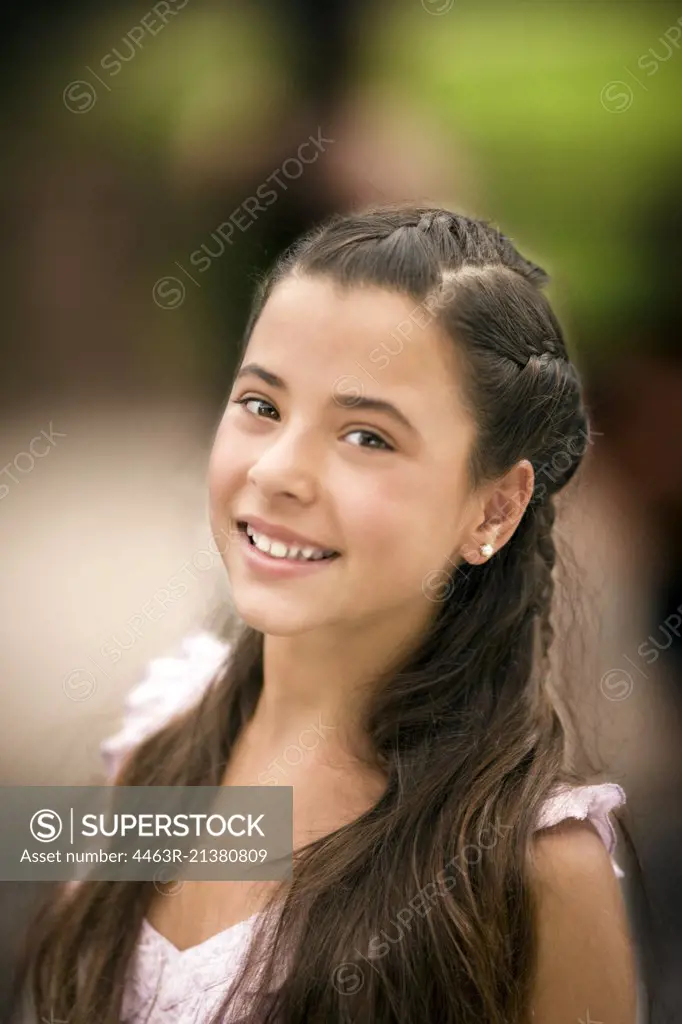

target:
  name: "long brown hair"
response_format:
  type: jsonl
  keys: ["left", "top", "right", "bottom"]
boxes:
{"left": 12, "top": 205, "right": 635, "bottom": 1023}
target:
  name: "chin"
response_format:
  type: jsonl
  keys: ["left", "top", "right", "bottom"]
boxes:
{"left": 230, "top": 590, "right": 323, "bottom": 637}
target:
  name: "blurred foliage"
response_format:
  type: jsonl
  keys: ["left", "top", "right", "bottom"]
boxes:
{"left": 4, "top": 0, "right": 680, "bottom": 383}
{"left": 48, "top": 5, "right": 290, "bottom": 154}
{"left": 362, "top": 0, "right": 682, "bottom": 364}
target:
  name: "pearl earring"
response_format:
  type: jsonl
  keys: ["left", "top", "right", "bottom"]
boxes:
{"left": 480, "top": 542, "right": 494, "bottom": 558}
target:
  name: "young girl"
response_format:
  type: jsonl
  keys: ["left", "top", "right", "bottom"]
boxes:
{"left": 16, "top": 205, "right": 640, "bottom": 1023}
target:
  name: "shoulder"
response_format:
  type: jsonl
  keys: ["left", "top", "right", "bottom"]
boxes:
{"left": 100, "top": 631, "right": 232, "bottom": 781}
{"left": 528, "top": 785, "right": 638, "bottom": 1023}
{"left": 535, "top": 781, "right": 626, "bottom": 875}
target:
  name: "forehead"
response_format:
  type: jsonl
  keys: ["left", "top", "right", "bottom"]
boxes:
{"left": 245, "top": 275, "right": 473, "bottom": 429}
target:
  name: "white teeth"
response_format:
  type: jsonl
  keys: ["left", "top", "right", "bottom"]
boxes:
{"left": 244, "top": 524, "right": 334, "bottom": 562}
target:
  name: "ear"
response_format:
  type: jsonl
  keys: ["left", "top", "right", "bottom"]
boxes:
{"left": 460, "top": 459, "right": 535, "bottom": 565}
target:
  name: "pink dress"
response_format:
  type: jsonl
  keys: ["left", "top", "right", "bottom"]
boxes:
{"left": 100, "top": 632, "right": 627, "bottom": 1024}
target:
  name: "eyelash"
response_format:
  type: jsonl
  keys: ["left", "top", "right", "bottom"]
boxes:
{"left": 230, "top": 396, "right": 395, "bottom": 452}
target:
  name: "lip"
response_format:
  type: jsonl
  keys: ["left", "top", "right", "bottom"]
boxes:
{"left": 235, "top": 524, "right": 341, "bottom": 578}
{"left": 235, "top": 514, "right": 339, "bottom": 554}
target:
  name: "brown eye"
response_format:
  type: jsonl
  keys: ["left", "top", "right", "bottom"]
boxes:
{"left": 345, "top": 429, "right": 394, "bottom": 452}
{"left": 232, "top": 396, "right": 279, "bottom": 420}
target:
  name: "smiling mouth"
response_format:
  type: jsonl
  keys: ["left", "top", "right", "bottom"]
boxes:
{"left": 236, "top": 521, "right": 341, "bottom": 563}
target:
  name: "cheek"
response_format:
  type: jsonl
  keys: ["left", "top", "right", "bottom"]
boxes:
{"left": 340, "top": 483, "right": 436, "bottom": 576}
{"left": 207, "top": 429, "right": 244, "bottom": 515}
{"left": 344, "top": 469, "right": 465, "bottom": 586}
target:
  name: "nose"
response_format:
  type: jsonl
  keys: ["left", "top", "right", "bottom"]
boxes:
{"left": 246, "top": 423, "right": 319, "bottom": 503}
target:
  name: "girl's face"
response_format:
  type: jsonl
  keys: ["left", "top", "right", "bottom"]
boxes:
{"left": 208, "top": 275, "right": 482, "bottom": 638}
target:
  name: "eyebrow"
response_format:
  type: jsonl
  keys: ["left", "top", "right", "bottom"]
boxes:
{"left": 234, "top": 362, "right": 417, "bottom": 434}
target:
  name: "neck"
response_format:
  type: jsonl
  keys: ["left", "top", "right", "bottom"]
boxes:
{"left": 247, "top": 608, "right": 432, "bottom": 768}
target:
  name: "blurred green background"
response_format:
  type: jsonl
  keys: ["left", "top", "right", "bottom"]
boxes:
{"left": 2, "top": 0, "right": 681, "bottom": 399}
